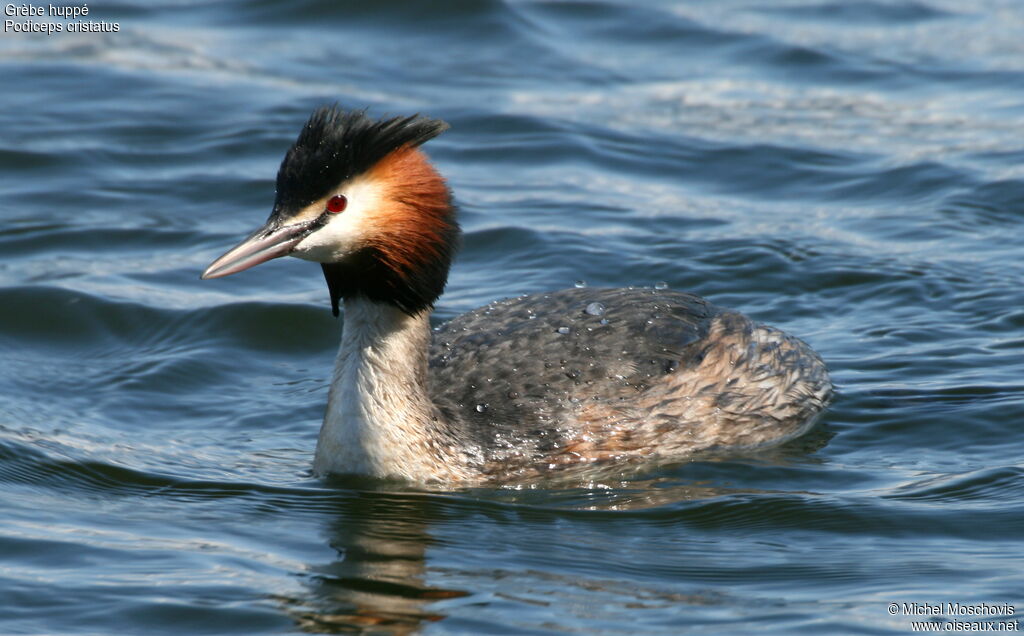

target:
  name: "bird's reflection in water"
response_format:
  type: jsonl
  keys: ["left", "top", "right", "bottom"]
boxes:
{"left": 273, "top": 429, "right": 833, "bottom": 632}
{"left": 277, "top": 480, "right": 468, "bottom": 634}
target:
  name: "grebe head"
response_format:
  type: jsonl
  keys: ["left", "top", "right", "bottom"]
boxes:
{"left": 201, "top": 106, "right": 458, "bottom": 316}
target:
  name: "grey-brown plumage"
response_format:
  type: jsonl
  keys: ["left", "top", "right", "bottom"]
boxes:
{"left": 428, "top": 287, "right": 832, "bottom": 479}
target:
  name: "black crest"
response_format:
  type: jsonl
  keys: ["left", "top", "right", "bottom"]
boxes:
{"left": 272, "top": 105, "right": 449, "bottom": 217}
{"left": 272, "top": 106, "right": 458, "bottom": 317}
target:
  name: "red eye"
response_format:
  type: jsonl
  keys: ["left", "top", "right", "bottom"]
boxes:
{"left": 326, "top": 194, "right": 347, "bottom": 214}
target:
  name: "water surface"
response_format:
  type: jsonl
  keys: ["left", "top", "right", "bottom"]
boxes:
{"left": 1, "top": 1, "right": 1023, "bottom": 633}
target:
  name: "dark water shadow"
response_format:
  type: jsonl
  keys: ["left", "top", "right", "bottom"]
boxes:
{"left": 274, "top": 483, "right": 468, "bottom": 634}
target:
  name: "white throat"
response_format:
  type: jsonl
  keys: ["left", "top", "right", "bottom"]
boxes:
{"left": 313, "top": 296, "right": 467, "bottom": 481}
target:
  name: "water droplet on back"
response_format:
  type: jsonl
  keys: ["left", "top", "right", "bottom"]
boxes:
{"left": 574, "top": 280, "right": 587, "bottom": 288}
{"left": 556, "top": 326, "right": 570, "bottom": 335}
{"left": 585, "top": 302, "right": 606, "bottom": 316}
{"left": 655, "top": 281, "right": 669, "bottom": 290}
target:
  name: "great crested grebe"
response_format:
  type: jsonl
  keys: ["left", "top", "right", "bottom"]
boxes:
{"left": 202, "top": 106, "right": 833, "bottom": 484}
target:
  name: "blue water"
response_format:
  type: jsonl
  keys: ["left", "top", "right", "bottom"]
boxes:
{"left": 2, "top": 1, "right": 1023, "bottom": 634}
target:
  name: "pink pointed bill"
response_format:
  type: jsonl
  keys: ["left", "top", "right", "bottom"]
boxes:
{"left": 201, "top": 221, "right": 313, "bottom": 279}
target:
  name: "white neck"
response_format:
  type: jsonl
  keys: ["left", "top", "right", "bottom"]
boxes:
{"left": 313, "top": 296, "right": 468, "bottom": 482}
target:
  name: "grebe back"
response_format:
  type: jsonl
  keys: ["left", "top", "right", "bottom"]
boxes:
{"left": 202, "top": 106, "right": 832, "bottom": 484}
